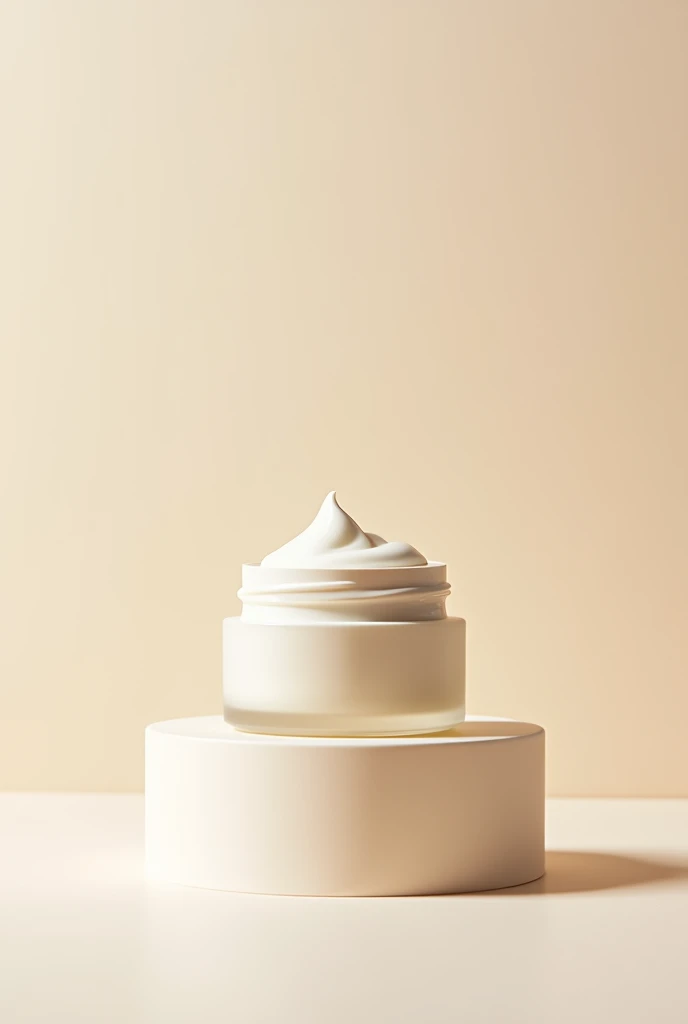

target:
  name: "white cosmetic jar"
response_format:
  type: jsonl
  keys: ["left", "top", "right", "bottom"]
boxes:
{"left": 223, "top": 562, "right": 465, "bottom": 737}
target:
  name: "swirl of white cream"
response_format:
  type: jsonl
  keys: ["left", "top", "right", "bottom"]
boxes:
{"left": 260, "top": 492, "right": 427, "bottom": 569}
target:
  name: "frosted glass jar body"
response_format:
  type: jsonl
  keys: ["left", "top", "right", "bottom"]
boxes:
{"left": 223, "top": 617, "right": 465, "bottom": 737}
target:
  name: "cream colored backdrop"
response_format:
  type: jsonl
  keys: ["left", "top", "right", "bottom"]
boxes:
{"left": 1, "top": 1, "right": 687, "bottom": 794}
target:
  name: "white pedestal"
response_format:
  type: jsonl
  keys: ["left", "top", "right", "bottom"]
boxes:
{"left": 145, "top": 716, "right": 545, "bottom": 896}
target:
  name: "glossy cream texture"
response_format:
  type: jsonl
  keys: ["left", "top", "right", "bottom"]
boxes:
{"left": 261, "top": 491, "right": 427, "bottom": 568}
{"left": 240, "top": 492, "right": 449, "bottom": 624}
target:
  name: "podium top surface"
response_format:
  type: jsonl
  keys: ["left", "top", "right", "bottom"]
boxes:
{"left": 147, "top": 714, "right": 543, "bottom": 746}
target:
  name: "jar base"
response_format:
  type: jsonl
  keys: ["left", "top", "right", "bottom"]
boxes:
{"left": 225, "top": 704, "right": 465, "bottom": 738}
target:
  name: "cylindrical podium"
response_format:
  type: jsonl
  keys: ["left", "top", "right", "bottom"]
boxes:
{"left": 145, "top": 715, "right": 545, "bottom": 896}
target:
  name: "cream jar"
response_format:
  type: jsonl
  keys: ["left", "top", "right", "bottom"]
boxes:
{"left": 223, "top": 493, "right": 465, "bottom": 736}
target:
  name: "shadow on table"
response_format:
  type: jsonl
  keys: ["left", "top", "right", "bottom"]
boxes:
{"left": 485, "top": 851, "right": 688, "bottom": 896}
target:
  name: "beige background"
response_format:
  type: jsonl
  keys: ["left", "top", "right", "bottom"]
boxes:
{"left": 1, "top": 1, "right": 686, "bottom": 794}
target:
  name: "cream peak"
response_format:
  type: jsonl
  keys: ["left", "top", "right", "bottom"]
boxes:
{"left": 260, "top": 492, "right": 427, "bottom": 569}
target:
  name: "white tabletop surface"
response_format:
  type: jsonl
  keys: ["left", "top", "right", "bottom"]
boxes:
{"left": 1, "top": 795, "right": 686, "bottom": 1024}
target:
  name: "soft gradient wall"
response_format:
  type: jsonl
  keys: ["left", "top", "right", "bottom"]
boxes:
{"left": 1, "top": 1, "right": 687, "bottom": 794}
